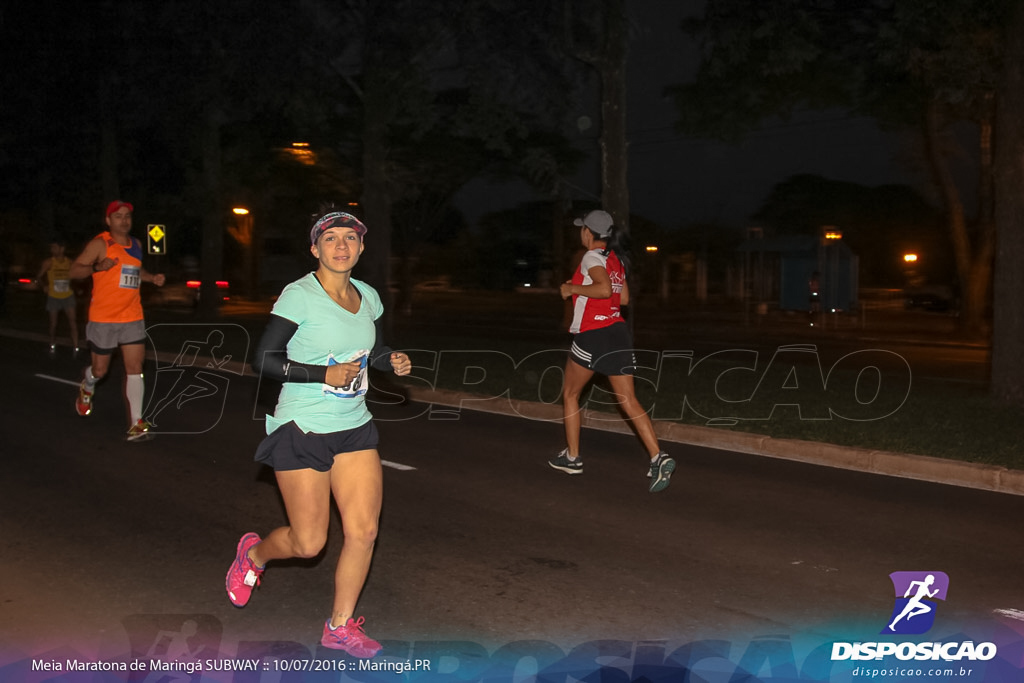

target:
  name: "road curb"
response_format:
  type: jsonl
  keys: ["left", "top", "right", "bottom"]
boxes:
{"left": 404, "top": 387, "right": 1024, "bottom": 497}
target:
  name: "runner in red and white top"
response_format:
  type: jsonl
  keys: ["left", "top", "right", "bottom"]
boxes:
{"left": 568, "top": 248, "right": 626, "bottom": 334}
{"left": 550, "top": 209, "right": 678, "bottom": 493}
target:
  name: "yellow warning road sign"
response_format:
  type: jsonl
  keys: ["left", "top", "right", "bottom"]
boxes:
{"left": 147, "top": 224, "right": 167, "bottom": 255}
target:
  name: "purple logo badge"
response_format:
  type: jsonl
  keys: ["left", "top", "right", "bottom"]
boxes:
{"left": 882, "top": 571, "right": 949, "bottom": 635}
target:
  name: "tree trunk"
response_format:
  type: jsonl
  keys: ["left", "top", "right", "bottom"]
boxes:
{"left": 970, "top": 92, "right": 997, "bottom": 336}
{"left": 598, "top": 0, "right": 630, "bottom": 234}
{"left": 98, "top": 71, "right": 120, "bottom": 203}
{"left": 991, "top": 1, "right": 1024, "bottom": 404}
{"left": 923, "top": 101, "right": 987, "bottom": 335}
{"left": 564, "top": 0, "right": 630, "bottom": 233}
{"left": 198, "top": 105, "right": 224, "bottom": 319}
{"left": 359, "top": 78, "right": 395, "bottom": 336}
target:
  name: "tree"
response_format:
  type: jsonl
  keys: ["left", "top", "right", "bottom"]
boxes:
{"left": 4, "top": 0, "right": 590, "bottom": 314}
{"left": 564, "top": 0, "right": 632, "bottom": 232}
{"left": 302, "top": 0, "right": 585, "bottom": 299}
{"left": 870, "top": 0, "right": 1003, "bottom": 335}
{"left": 143, "top": 1, "right": 316, "bottom": 315}
{"left": 991, "top": 0, "right": 1024, "bottom": 403}
{"left": 669, "top": 0, "right": 1004, "bottom": 335}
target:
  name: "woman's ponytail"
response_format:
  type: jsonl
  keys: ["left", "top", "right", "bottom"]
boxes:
{"left": 601, "top": 225, "right": 632, "bottom": 277}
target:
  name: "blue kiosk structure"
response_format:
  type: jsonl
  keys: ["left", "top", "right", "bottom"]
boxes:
{"left": 738, "top": 228, "right": 858, "bottom": 312}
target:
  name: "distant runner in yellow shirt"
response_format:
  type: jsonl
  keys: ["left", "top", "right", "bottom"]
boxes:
{"left": 34, "top": 239, "right": 80, "bottom": 355}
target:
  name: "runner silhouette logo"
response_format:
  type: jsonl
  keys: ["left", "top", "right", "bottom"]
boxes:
{"left": 882, "top": 571, "right": 949, "bottom": 635}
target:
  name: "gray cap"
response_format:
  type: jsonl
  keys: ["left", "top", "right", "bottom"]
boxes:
{"left": 574, "top": 210, "right": 614, "bottom": 238}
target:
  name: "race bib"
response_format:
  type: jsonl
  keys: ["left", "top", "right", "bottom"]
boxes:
{"left": 53, "top": 279, "right": 70, "bottom": 293}
{"left": 119, "top": 264, "right": 141, "bottom": 289}
{"left": 322, "top": 349, "right": 369, "bottom": 398}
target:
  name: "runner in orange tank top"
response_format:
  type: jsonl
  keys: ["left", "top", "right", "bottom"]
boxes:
{"left": 87, "top": 230, "right": 146, "bottom": 323}
{"left": 69, "top": 200, "right": 166, "bottom": 441}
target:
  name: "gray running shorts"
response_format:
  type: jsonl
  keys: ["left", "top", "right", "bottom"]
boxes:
{"left": 45, "top": 295, "right": 76, "bottom": 313}
{"left": 86, "top": 319, "right": 147, "bottom": 354}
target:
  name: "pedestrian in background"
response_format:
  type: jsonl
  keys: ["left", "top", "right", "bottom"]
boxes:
{"left": 548, "top": 209, "right": 677, "bottom": 492}
{"left": 34, "top": 239, "right": 80, "bottom": 355}
{"left": 226, "top": 207, "right": 410, "bottom": 658}
{"left": 808, "top": 270, "right": 821, "bottom": 326}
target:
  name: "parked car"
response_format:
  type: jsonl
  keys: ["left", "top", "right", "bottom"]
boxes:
{"left": 905, "top": 286, "right": 955, "bottom": 313}
{"left": 413, "top": 279, "right": 460, "bottom": 292}
{"left": 145, "top": 279, "right": 230, "bottom": 307}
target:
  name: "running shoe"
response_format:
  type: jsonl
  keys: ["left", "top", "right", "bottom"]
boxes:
{"left": 226, "top": 533, "right": 264, "bottom": 607}
{"left": 126, "top": 419, "right": 152, "bottom": 442}
{"left": 648, "top": 452, "right": 676, "bottom": 493}
{"left": 75, "top": 382, "right": 93, "bottom": 417}
{"left": 321, "top": 617, "right": 382, "bottom": 658}
{"left": 548, "top": 449, "right": 583, "bottom": 475}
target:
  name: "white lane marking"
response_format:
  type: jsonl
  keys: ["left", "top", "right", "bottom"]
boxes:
{"left": 35, "top": 373, "right": 81, "bottom": 387}
{"left": 381, "top": 460, "right": 416, "bottom": 471}
{"left": 37, "top": 372, "right": 419, "bottom": 470}
{"left": 36, "top": 373, "right": 418, "bottom": 470}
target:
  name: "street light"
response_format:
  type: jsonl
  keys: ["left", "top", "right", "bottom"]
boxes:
{"left": 229, "top": 207, "right": 257, "bottom": 298}
{"left": 285, "top": 142, "right": 316, "bottom": 165}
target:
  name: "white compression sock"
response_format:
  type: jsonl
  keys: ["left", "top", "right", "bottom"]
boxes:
{"left": 126, "top": 373, "right": 145, "bottom": 423}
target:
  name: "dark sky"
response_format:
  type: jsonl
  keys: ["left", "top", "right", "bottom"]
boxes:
{"left": 457, "top": 0, "right": 926, "bottom": 232}
{"left": 627, "top": 1, "right": 929, "bottom": 230}
{"left": 2, "top": 1, "right": 932, "bottom": 236}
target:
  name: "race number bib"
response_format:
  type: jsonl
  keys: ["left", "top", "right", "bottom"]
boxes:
{"left": 322, "top": 349, "right": 369, "bottom": 399}
{"left": 119, "top": 264, "right": 141, "bottom": 289}
{"left": 53, "top": 279, "right": 70, "bottom": 293}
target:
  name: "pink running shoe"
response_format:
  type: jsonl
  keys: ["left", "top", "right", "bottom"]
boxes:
{"left": 226, "top": 533, "right": 264, "bottom": 607}
{"left": 320, "top": 617, "right": 382, "bottom": 658}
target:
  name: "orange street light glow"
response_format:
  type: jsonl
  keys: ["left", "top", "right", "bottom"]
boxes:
{"left": 232, "top": 207, "right": 249, "bottom": 215}
{"left": 904, "top": 253, "right": 918, "bottom": 263}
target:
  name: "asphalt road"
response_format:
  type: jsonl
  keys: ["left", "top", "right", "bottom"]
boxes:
{"left": 1, "top": 331, "right": 1022, "bottom": 681}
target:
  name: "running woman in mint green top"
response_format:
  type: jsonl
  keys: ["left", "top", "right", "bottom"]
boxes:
{"left": 225, "top": 208, "right": 411, "bottom": 659}
{"left": 265, "top": 271, "right": 382, "bottom": 436}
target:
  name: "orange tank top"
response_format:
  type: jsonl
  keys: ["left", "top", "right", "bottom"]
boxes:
{"left": 88, "top": 232, "right": 145, "bottom": 323}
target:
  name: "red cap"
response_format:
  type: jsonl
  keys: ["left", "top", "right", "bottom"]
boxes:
{"left": 106, "top": 200, "right": 134, "bottom": 217}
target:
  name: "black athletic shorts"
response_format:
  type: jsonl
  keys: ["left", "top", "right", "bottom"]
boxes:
{"left": 569, "top": 323, "right": 637, "bottom": 376}
{"left": 254, "top": 419, "right": 379, "bottom": 472}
